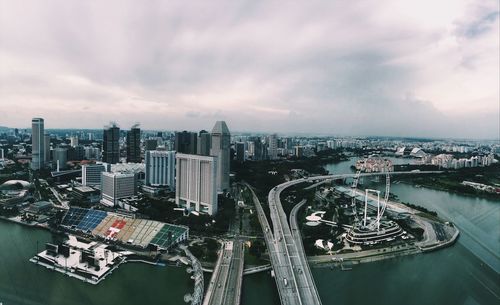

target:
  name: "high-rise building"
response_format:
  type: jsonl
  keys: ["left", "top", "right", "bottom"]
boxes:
{"left": 176, "top": 153, "right": 218, "bottom": 215}
{"left": 145, "top": 139, "right": 158, "bottom": 151}
{"left": 126, "top": 126, "right": 141, "bottom": 163}
{"left": 175, "top": 131, "right": 197, "bottom": 154}
{"left": 84, "top": 147, "right": 101, "bottom": 160}
{"left": 235, "top": 142, "right": 245, "bottom": 162}
{"left": 295, "top": 146, "right": 304, "bottom": 158}
{"left": 82, "top": 164, "right": 109, "bottom": 187}
{"left": 268, "top": 134, "right": 278, "bottom": 160}
{"left": 102, "top": 123, "right": 120, "bottom": 164}
{"left": 68, "top": 146, "right": 85, "bottom": 161}
{"left": 70, "top": 136, "right": 79, "bottom": 147}
{"left": 101, "top": 172, "right": 136, "bottom": 207}
{"left": 53, "top": 147, "right": 68, "bottom": 171}
{"left": 31, "top": 118, "right": 45, "bottom": 170}
{"left": 248, "top": 137, "right": 263, "bottom": 160}
{"left": 145, "top": 150, "right": 175, "bottom": 189}
{"left": 210, "top": 121, "right": 230, "bottom": 192}
{"left": 247, "top": 141, "right": 255, "bottom": 159}
{"left": 197, "top": 130, "right": 211, "bottom": 156}
{"left": 44, "top": 134, "right": 51, "bottom": 164}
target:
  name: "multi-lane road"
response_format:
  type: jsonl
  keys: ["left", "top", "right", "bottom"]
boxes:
{"left": 268, "top": 183, "right": 323, "bottom": 305}
{"left": 203, "top": 240, "right": 245, "bottom": 305}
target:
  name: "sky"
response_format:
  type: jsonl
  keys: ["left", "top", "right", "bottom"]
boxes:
{"left": 0, "top": 0, "right": 499, "bottom": 139}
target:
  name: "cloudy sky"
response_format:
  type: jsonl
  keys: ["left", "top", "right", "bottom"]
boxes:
{"left": 0, "top": 0, "right": 498, "bottom": 138}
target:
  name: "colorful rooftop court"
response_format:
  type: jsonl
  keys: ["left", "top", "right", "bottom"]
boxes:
{"left": 61, "top": 207, "right": 189, "bottom": 250}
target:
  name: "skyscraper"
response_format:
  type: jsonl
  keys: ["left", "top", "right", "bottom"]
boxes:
{"left": 70, "top": 136, "right": 79, "bottom": 147}
{"left": 126, "top": 125, "right": 141, "bottom": 163}
{"left": 210, "top": 121, "right": 230, "bottom": 192}
{"left": 31, "top": 118, "right": 45, "bottom": 170}
{"left": 268, "top": 134, "right": 278, "bottom": 160}
{"left": 175, "top": 153, "right": 218, "bottom": 215}
{"left": 102, "top": 123, "right": 120, "bottom": 164}
{"left": 248, "top": 136, "right": 263, "bottom": 161}
{"left": 44, "top": 134, "right": 51, "bottom": 164}
{"left": 235, "top": 142, "right": 245, "bottom": 162}
{"left": 53, "top": 147, "right": 68, "bottom": 171}
{"left": 197, "top": 130, "right": 211, "bottom": 156}
{"left": 145, "top": 139, "right": 158, "bottom": 151}
{"left": 175, "top": 131, "right": 197, "bottom": 154}
{"left": 145, "top": 150, "right": 175, "bottom": 189}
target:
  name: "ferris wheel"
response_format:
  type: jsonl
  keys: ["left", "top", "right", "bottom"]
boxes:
{"left": 350, "top": 156, "right": 391, "bottom": 231}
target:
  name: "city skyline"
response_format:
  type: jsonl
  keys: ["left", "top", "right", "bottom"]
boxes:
{"left": 0, "top": 0, "right": 498, "bottom": 139}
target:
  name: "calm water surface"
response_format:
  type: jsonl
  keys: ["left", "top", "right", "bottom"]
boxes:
{"left": 1, "top": 158, "right": 498, "bottom": 305}
{"left": 0, "top": 221, "right": 191, "bottom": 305}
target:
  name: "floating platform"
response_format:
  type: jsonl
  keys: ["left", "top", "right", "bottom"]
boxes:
{"left": 30, "top": 235, "right": 129, "bottom": 284}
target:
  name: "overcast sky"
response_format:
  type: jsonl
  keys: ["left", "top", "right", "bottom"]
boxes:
{"left": 0, "top": 0, "right": 498, "bottom": 139}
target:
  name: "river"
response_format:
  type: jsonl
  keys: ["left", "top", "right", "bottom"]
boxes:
{"left": 1, "top": 157, "right": 499, "bottom": 305}
{"left": 316, "top": 158, "right": 500, "bottom": 305}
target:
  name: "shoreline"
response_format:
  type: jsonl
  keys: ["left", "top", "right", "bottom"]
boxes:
{"left": 307, "top": 227, "right": 460, "bottom": 268}
{"left": 397, "top": 180, "right": 500, "bottom": 201}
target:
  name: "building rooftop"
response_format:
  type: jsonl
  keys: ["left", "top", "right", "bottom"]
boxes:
{"left": 211, "top": 121, "right": 230, "bottom": 135}
{"left": 74, "top": 186, "right": 97, "bottom": 193}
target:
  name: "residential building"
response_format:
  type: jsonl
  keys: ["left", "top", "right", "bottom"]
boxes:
{"left": 70, "top": 136, "right": 79, "bottom": 147}
{"left": 268, "top": 134, "right": 278, "bottom": 160}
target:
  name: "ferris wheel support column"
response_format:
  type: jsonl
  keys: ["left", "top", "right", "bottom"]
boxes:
{"left": 376, "top": 191, "right": 380, "bottom": 231}
{"left": 363, "top": 189, "right": 368, "bottom": 227}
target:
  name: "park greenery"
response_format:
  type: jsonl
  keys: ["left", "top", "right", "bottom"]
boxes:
{"left": 399, "top": 163, "right": 500, "bottom": 199}
{"left": 188, "top": 238, "right": 219, "bottom": 263}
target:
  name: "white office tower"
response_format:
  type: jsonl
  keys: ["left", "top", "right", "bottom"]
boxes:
{"left": 145, "top": 150, "right": 175, "bottom": 189}
{"left": 176, "top": 153, "right": 218, "bottom": 215}
{"left": 31, "top": 118, "right": 45, "bottom": 170}
{"left": 70, "top": 136, "right": 79, "bottom": 147}
{"left": 100, "top": 172, "right": 136, "bottom": 207}
{"left": 82, "top": 164, "right": 109, "bottom": 187}
{"left": 268, "top": 134, "right": 278, "bottom": 160}
{"left": 210, "top": 121, "right": 230, "bottom": 192}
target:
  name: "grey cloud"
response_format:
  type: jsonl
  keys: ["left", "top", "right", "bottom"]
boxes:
{"left": 0, "top": 0, "right": 498, "bottom": 139}
{"left": 457, "top": 11, "right": 499, "bottom": 38}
